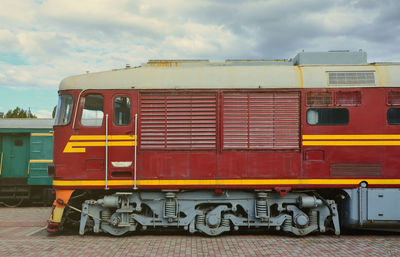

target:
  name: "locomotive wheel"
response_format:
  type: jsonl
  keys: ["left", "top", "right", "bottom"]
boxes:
{"left": 0, "top": 198, "right": 24, "bottom": 207}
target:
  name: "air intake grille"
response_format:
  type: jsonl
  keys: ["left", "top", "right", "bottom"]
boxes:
{"left": 223, "top": 92, "right": 300, "bottom": 150}
{"left": 335, "top": 91, "right": 361, "bottom": 106}
{"left": 328, "top": 71, "right": 375, "bottom": 86}
{"left": 306, "top": 92, "right": 333, "bottom": 106}
{"left": 140, "top": 93, "right": 217, "bottom": 150}
{"left": 388, "top": 91, "right": 400, "bottom": 106}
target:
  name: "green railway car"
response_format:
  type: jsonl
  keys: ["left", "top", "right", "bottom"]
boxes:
{"left": 0, "top": 119, "right": 54, "bottom": 206}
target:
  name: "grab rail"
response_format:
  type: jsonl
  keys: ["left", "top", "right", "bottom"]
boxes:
{"left": 105, "top": 114, "right": 109, "bottom": 190}
{"left": 134, "top": 113, "right": 138, "bottom": 190}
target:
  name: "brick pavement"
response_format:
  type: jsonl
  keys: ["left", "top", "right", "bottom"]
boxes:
{"left": 0, "top": 207, "right": 400, "bottom": 257}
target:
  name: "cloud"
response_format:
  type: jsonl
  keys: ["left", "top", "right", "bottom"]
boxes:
{"left": 0, "top": 0, "right": 398, "bottom": 104}
{"left": 35, "top": 109, "right": 52, "bottom": 118}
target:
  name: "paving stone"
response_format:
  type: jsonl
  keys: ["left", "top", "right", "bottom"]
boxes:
{"left": 1, "top": 207, "right": 400, "bottom": 256}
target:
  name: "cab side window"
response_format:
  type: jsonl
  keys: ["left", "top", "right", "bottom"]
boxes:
{"left": 388, "top": 108, "right": 400, "bottom": 125}
{"left": 114, "top": 96, "right": 131, "bottom": 126}
{"left": 307, "top": 108, "right": 349, "bottom": 125}
{"left": 81, "top": 94, "right": 104, "bottom": 127}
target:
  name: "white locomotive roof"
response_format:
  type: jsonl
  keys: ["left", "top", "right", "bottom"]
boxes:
{"left": 59, "top": 51, "right": 400, "bottom": 91}
{"left": 0, "top": 119, "right": 54, "bottom": 129}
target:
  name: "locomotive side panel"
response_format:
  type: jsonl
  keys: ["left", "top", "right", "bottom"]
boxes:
{"left": 301, "top": 88, "right": 400, "bottom": 185}
{"left": 137, "top": 90, "right": 302, "bottom": 184}
{"left": 218, "top": 91, "right": 301, "bottom": 180}
{"left": 137, "top": 91, "right": 218, "bottom": 182}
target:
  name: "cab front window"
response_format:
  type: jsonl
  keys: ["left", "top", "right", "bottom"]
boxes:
{"left": 54, "top": 94, "right": 74, "bottom": 126}
{"left": 81, "top": 94, "right": 104, "bottom": 127}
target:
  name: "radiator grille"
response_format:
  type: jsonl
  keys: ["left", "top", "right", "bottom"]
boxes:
{"left": 306, "top": 92, "right": 333, "bottom": 106}
{"left": 223, "top": 92, "right": 300, "bottom": 150}
{"left": 140, "top": 93, "right": 217, "bottom": 150}
{"left": 331, "top": 163, "right": 381, "bottom": 177}
{"left": 388, "top": 91, "right": 400, "bottom": 106}
{"left": 335, "top": 91, "right": 361, "bottom": 106}
{"left": 328, "top": 71, "right": 375, "bottom": 86}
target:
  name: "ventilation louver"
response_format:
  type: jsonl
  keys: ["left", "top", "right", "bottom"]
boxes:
{"left": 328, "top": 71, "right": 375, "bottom": 86}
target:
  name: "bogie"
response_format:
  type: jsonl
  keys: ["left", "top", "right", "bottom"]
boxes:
{"left": 77, "top": 190, "right": 340, "bottom": 236}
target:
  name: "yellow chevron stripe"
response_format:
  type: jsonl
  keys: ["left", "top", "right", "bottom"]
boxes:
{"left": 30, "top": 159, "right": 53, "bottom": 163}
{"left": 302, "top": 141, "right": 400, "bottom": 146}
{"left": 69, "top": 135, "right": 134, "bottom": 141}
{"left": 52, "top": 179, "right": 400, "bottom": 187}
{"left": 31, "top": 133, "right": 53, "bottom": 136}
{"left": 303, "top": 134, "right": 400, "bottom": 140}
{"left": 63, "top": 141, "right": 135, "bottom": 153}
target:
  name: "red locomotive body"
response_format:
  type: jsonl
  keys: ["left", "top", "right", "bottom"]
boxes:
{"left": 48, "top": 51, "right": 400, "bottom": 236}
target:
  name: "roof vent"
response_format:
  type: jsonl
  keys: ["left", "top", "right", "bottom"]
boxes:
{"left": 293, "top": 50, "right": 367, "bottom": 65}
{"left": 328, "top": 71, "right": 375, "bottom": 86}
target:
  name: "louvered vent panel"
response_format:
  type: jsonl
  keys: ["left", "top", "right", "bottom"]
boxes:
{"left": 223, "top": 92, "right": 300, "bottom": 150}
{"left": 328, "top": 71, "right": 375, "bottom": 86}
{"left": 140, "top": 93, "right": 217, "bottom": 150}
{"left": 388, "top": 91, "right": 400, "bottom": 106}
{"left": 306, "top": 92, "right": 333, "bottom": 106}
{"left": 223, "top": 94, "right": 249, "bottom": 149}
{"left": 335, "top": 91, "right": 361, "bottom": 106}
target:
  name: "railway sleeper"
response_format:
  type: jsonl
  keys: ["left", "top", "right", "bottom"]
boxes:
{"left": 78, "top": 190, "right": 340, "bottom": 236}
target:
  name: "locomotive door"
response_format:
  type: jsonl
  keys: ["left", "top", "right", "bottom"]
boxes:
{"left": 108, "top": 91, "right": 137, "bottom": 185}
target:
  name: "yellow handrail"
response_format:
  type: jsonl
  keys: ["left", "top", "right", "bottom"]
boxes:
{"left": 0, "top": 152, "right": 3, "bottom": 176}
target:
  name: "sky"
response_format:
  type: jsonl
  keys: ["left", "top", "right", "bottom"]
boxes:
{"left": 0, "top": 0, "right": 399, "bottom": 118}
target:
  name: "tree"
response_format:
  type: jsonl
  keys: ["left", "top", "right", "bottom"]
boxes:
{"left": 5, "top": 107, "right": 37, "bottom": 118}
{"left": 52, "top": 106, "right": 57, "bottom": 118}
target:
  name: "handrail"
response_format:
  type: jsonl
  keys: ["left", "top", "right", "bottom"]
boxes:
{"left": 134, "top": 113, "right": 138, "bottom": 190}
{"left": 105, "top": 114, "right": 109, "bottom": 190}
{"left": 0, "top": 152, "right": 3, "bottom": 176}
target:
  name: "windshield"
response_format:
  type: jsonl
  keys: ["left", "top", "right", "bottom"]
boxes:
{"left": 54, "top": 94, "right": 74, "bottom": 126}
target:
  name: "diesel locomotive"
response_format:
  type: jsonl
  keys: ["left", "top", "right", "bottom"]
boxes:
{"left": 48, "top": 50, "right": 400, "bottom": 236}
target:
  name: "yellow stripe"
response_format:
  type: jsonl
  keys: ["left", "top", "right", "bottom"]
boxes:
{"left": 31, "top": 133, "right": 53, "bottom": 136}
{"left": 303, "top": 141, "right": 400, "bottom": 146}
{"left": 52, "top": 179, "right": 400, "bottom": 187}
{"left": 69, "top": 135, "right": 135, "bottom": 141}
{"left": 303, "top": 134, "right": 400, "bottom": 140}
{"left": 63, "top": 141, "right": 135, "bottom": 153}
{"left": 30, "top": 159, "right": 53, "bottom": 163}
